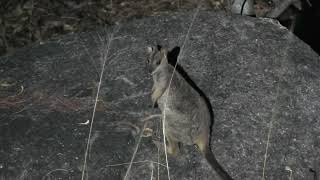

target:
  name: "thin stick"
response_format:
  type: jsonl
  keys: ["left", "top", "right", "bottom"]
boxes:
{"left": 261, "top": 85, "right": 280, "bottom": 180}
{"left": 157, "top": 136, "right": 160, "bottom": 180}
{"left": 123, "top": 123, "right": 146, "bottom": 180}
{"left": 81, "top": 32, "right": 114, "bottom": 180}
{"left": 306, "top": 0, "right": 312, "bottom": 7}
{"left": 150, "top": 162, "right": 154, "bottom": 180}
{"left": 157, "top": 116, "right": 160, "bottom": 180}
{"left": 161, "top": 5, "right": 201, "bottom": 180}
{"left": 140, "top": 114, "right": 162, "bottom": 122}
{"left": 104, "top": 160, "right": 167, "bottom": 168}
{"left": 42, "top": 169, "right": 69, "bottom": 180}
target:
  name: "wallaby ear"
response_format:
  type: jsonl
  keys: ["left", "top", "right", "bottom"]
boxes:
{"left": 160, "top": 48, "right": 168, "bottom": 63}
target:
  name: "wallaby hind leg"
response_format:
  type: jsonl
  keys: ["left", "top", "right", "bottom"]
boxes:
{"left": 166, "top": 135, "right": 180, "bottom": 156}
{"left": 193, "top": 129, "right": 210, "bottom": 155}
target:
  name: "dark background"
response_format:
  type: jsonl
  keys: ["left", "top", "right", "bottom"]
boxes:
{"left": 0, "top": 0, "right": 320, "bottom": 57}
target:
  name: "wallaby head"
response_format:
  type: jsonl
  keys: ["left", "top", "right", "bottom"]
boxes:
{"left": 146, "top": 45, "right": 168, "bottom": 73}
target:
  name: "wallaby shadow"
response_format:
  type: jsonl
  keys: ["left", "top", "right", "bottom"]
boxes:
{"left": 167, "top": 46, "right": 216, "bottom": 137}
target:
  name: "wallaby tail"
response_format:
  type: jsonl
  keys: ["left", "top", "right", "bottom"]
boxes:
{"left": 204, "top": 149, "right": 234, "bottom": 180}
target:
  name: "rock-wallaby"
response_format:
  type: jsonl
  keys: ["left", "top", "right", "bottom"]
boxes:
{"left": 146, "top": 45, "right": 234, "bottom": 180}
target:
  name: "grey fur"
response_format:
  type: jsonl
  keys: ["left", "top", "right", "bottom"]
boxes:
{"left": 146, "top": 45, "right": 233, "bottom": 180}
{"left": 147, "top": 46, "right": 210, "bottom": 145}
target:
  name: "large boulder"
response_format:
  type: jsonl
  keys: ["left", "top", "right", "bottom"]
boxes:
{"left": 1, "top": 10, "right": 319, "bottom": 180}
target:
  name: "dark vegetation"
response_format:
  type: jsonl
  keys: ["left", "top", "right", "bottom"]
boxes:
{"left": 0, "top": 0, "right": 319, "bottom": 56}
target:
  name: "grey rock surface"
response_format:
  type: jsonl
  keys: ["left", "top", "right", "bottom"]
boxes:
{"left": 0, "top": 10, "right": 319, "bottom": 180}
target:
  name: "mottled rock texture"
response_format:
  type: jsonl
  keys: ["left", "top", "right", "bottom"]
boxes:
{"left": 1, "top": 10, "right": 319, "bottom": 180}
